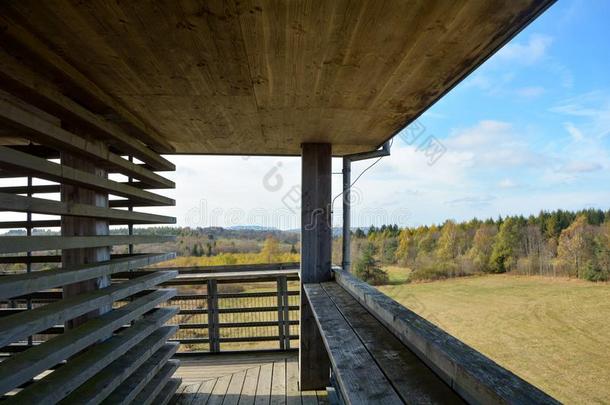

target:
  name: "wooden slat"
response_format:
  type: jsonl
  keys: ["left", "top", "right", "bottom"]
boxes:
{"left": 156, "top": 378, "right": 183, "bottom": 405}
{"left": 0, "top": 184, "right": 59, "bottom": 194}
{"left": 0, "top": 234, "right": 175, "bottom": 254}
{"left": 172, "top": 382, "right": 201, "bottom": 405}
{"left": 0, "top": 291, "right": 176, "bottom": 395}
{"left": 333, "top": 269, "right": 559, "bottom": 405}
{"left": 0, "top": 253, "right": 155, "bottom": 264}
{"left": 239, "top": 366, "right": 260, "bottom": 405}
{"left": 254, "top": 363, "right": 273, "bottom": 405}
{"left": 208, "top": 374, "right": 232, "bottom": 405}
{"left": 286, "top": 359, "right": 300, "bottom": 405}
{"left": 0, "top": 16, "right": 175, "bottom": 153}
{"left": 0, "top": 100, "right": 174, "bottom": 188}
{"left": 6, "top": 307, "right": 177, "bottom": 404}
{"left": 154, "top": 262, "right": 300, "bottom": 273}
{"left": 0, "top": 271, "right": 177, "bottom": 346}
{"left": 0, "top": 145, "right": 174, "bottom": 206}
{"left": 0, "top": 253, "right": 175, "bottom": 300}
{"left": 271, "top": 359, "right": 286, "bottom": 405}
{"left": 223, "top": 369, "right": 247, "bottom": 405}
{"left": 321, "top": 282, "right": 463, "bottom": 404}
{"left": 172, "top": 269, "right": 299, "bottom": 283}
{"left": 0, "top": 219, "right": 60, "bottom": 228}
{"left": 0, "top": 51, "right": 175, "bottom": 170}
{"left": 194, "top": 378, "right": 218, "bottom": 405}
{"left": 303, "top": 283, "right": 403, "bottom": 404}
{"left": 99, "top": 343, "right": 179, "bottom": 405}
{"left": 0, "top": 191, "right": 175, "bottom": 224}
{"left": 129, "top": 361, "right": 181, "bottom": 405}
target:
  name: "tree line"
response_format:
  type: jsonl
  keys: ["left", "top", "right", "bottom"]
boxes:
{"left": 349, "top": 209, "right": 610, "bottom": 284}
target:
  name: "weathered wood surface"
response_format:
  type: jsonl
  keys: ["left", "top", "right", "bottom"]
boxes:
{"left": 303, "top": 283, "right": 403, "bottom": 404}
{"left": 0, "top": 51, "right": 175, "bottom": 170}
{"left": 0, "top": 234, "right": 175, "bottom": 254}
{"left": 0, "top": 191, "right": 176, "bottom": 224}
{"left": 101, "top": 344, "right": 179, "bottom": 405}
{"left": 0, "top": 11, "right": 174, "bottom": 153}
{"left": 59, "top": 328, "right": 178, "bottom": 405}
{"left": 5, "top": 307, "right": 177, "bottom": 404}
{"left": 172, "top": 353, "right": 325, "bottom": 405}
{"left": 157, "top": 378, "right": 183, "bottom": 405}
{"left": 0, "top": 290, "right": 176, "bottom": 395}
{"left": 333, "top": 269, "right": 559, "bottom": 405}
{"left": 154, "top": 262, "right": 299, "bottom": 273}
{"left": 172, "top": 269, "right": 299, "bottom": 282}
{"left": 0, "top": 253, "right": 176, "bottom": 300}
{"left": 300, "top": 143, "right": 332, "bottom": 390}
{"left": 130, "top": 360, "right": 181, "bottom": 405}
{"left": 321, "top": 282, "right": 463, "bottom": 404}
{"left": 0, "top": 146, "right": 174, "bottom": 206}
{"left": 0, "top": 1, "right": 554, "bottom": 155}
{"left": 0, "top": 271, "right": 177, "bottom": 346}
{"left": 0, "top": 99, "right": 174, "bottom": 188}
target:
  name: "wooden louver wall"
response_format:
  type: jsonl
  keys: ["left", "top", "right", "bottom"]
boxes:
{"left": 0, "top": 43, "right": 180, "bottom": 404}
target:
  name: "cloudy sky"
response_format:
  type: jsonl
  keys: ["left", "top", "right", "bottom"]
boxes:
{"left": 159, "top": 0, "right": 610, "bottom": 230}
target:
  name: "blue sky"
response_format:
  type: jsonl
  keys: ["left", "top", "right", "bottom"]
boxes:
{"left": 164, "top": 0, "right": 610, "bottom": 229}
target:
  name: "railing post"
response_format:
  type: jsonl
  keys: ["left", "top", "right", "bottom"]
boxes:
{"left": 277, "top": 276, "right": 286, "bottom": 350}
{"left": 206, "top": 279, "right": 220, "bottom": 353}
{"left": 281, "top": 276, "right": 291, "bottom": 350}
{"left": 276, "top": 275, "right": 291, "bottom": 350}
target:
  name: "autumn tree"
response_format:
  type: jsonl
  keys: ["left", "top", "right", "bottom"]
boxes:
{"left": 468, "top": 224, "right": 497, "bottom": 272}
{"left": 260, "top": 235, "right": 280, "bottom": 263}
{"left": 557, "top": 215, "right": 595, "bottom": 279}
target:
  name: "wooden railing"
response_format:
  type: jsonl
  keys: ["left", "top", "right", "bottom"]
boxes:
{"left": 148, "top": 263, "right": 301, "bottom": 353}
{"left": 1, "top": 263, "right": 301, "bottom": 354}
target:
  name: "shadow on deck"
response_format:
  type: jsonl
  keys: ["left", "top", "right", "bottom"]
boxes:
{"left": 171, "top": 352, "right": 326, "bottom": 405}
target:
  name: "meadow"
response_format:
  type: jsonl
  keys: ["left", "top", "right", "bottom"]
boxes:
{"left": 378, "top": 272, "right": 610, "bottom": 404}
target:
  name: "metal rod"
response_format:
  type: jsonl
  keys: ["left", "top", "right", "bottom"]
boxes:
{"left": 341, "top": 158, "right": 351, "bottom": 271}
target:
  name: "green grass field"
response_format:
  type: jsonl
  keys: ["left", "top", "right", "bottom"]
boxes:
{"left": 377, "top": 273, "right": 610, "bottom": 404}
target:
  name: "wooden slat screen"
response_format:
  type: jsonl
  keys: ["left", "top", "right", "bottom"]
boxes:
{"left": 0, "top": 44, "right": 180, "bottom": 403}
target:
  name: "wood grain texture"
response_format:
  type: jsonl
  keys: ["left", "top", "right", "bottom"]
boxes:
{"left": 0, "top": 272, "right": 176, "bottom": 347}
{"left": 321, "top": 282, "right": 463, "bottom": 404}
{"left": 0, "top": 291, "right": 176, "bottom": 396}
{"left": 0, "top": 253, "right": 176, "bottom": 300}
{"left": 0, "top": 0, "right": 554, "bottom": 155}
{"left": 333, "top": 269, "right": 560, "bottom": 405}
{"left": 303, "top": 283, "right": 402, "bottom": 404}
{"left": 0, "top": 145, "right": 174, "bottom": 206}
{"left": 5, "top": 308, "right": 177, "bottom": 404}
{"left": 59, "top": 328, "right": 178, "bottom": 405}
{"left": 0, "top": 191, "right": 176, "bottom": 224}
{"left": 300, "top": 143, "right": 332, "bottom": 390}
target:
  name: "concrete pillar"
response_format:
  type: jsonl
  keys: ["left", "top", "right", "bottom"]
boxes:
{"left": 299, "top": 143, "right": 332, "bottom": 390}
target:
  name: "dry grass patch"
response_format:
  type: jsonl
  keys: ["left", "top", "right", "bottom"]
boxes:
{"left": 378, "top": 275, "right": 610, "bottom": 404}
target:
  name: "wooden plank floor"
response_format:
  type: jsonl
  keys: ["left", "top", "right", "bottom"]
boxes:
{"left": 171, "top": 352, "right": 327, "bottom": 405}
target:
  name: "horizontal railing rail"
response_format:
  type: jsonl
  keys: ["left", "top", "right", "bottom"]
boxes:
{"left": 0, "top": 263, "right": 301, "bottom": 354}
{"left": 161, "top": 263, "right": 301, "bottom": 353}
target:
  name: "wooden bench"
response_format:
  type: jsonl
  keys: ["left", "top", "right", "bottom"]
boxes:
{"left": 303, "top": 269, "right": 559, "bottom": 405}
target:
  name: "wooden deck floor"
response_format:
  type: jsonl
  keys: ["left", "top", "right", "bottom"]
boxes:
{"left": 170, "top": 352, "right": 328, "bottom": 405}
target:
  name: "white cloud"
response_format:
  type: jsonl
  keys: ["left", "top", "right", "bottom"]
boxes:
{"left": 496, "top": 34, "right": 553, "bottom": 64}
{"left": 515, "top": 86, "right": 545, "bottom": 98}
{"left": 552, "top": 91, "right": 610, "bottom": 138}
{"left": 444, "top": 195, "right": 496, "bottom": 207}
{"left": 498, "top": 178, "right": 518, "bottom": 189}
{"left": 564, "top": 122, "right": 584, "bottom": 141}
{"left": 443, "top": 120, "right": 545, "bottom": 168}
